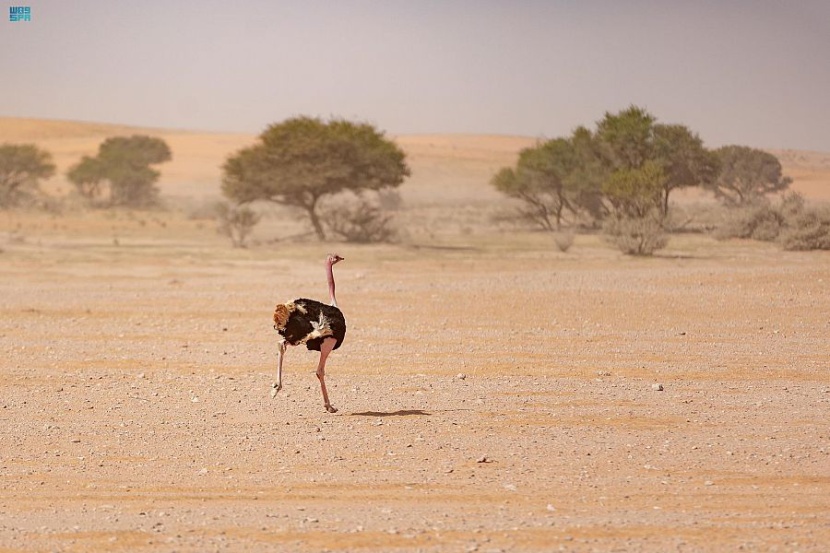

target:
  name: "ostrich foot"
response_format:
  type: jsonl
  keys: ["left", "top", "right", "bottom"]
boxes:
{"left": 270, "top": 382, "right": 281, "bottom": 398}
{"left": 324, "top": 403, "right": 338, "bottom": 413}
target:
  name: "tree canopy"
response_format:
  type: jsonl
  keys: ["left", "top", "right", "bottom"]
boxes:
{"left": 492, "top": 106, "right": 749, "bottom": 232}
{"left": 222, "top": 116, "right": 410, "bottom": 240}
{"left": 595, "top": 105, "right": 656, "bottom": 171}
{"left": 491, "top": 127, "right": 606, "bottom": 230}
{"left": 707, "top": 145, "right": 791, "bottom": 206}
{"left": 602, "top": 160, "right": 666, "bottom": 219}
{"left": 67, "top": 135, "right": 172, "bottom": 208}
{"left": 0, "top": 143, "right": 56, "bottom": 208}
{"left": 652, "top": 124, "right": 719, "bottom": 215}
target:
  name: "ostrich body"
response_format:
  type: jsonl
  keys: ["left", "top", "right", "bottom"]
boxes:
{"left": 271, "top": 254, "right": 345, "bottom": 413}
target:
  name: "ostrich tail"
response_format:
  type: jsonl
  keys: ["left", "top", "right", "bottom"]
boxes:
{"left": 273, "top": 304, "right": 290, "bottom": 330}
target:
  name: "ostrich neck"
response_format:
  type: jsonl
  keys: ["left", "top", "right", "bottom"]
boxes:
{"left": 327, "top": 262, "right": 338, "bottom": 307}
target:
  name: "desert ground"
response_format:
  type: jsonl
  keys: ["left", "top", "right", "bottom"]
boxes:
{"left": 1, "top": 118, "right": 829, "bottom": 552}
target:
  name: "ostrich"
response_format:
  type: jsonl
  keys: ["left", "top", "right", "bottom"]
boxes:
{"left": 271, "top": 254, "right": 346, "bottom": 413}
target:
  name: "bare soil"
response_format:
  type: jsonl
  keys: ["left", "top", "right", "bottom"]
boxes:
{"left": 1, "top": 224, "right": 829, "bottom": 552}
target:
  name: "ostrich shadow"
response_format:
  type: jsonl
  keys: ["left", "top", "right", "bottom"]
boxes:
{"left": 350, "top": 409, "right": 431, "bottom": 417}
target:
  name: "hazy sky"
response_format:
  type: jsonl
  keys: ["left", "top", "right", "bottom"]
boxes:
{"left": 3, "top": 1, "right": 829, "bottom": 151}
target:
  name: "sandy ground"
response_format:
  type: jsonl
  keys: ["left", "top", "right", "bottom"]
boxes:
{"left": 1, "top": 226, "right": 829, "bottom": 552}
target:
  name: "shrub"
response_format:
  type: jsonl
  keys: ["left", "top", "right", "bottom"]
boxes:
{"left": 714, "top": 201, "right": 785, "bottom": 241}
{"left": 779, "top": 206, "right": 830, "bottom": 251}
{"left": 713, "top": 192, "right": 830, "bottom": 251}
{"left": 323, "top": 195, "right": 396, "bottom": 243}
{"left": 553, "top": 231, "right": 575, "bottom": 252}
{"left": 603, "top": 211, "right": 668, "bottom": 256}
{"left": 215, "top": 202, "right": 261, "bottom": 248}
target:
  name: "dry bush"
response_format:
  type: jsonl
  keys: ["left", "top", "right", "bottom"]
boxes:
{"left": 215, "top": 202, "right": 261, "bottom": 248}
{"left": 603, "top": 212, "right": 669, "bottom": 256}
{"left": 377, "top": 188, "right": 403, "bottom": 211}
{"left": 553, "top": 231, "right": 575, "bottom": 252}
{"left": 713, "top": 193, "right": 830, "bottom": 250}
{"left": 714, "top": 199, "right": 789, "bottom": 242}
{"left": 322, "top": 194, "right": 397, "bottom": 243}
{"left": 779, "top": 205, "right": 830, "bottom": 251}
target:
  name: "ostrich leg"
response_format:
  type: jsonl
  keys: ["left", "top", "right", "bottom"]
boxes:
{"left": 271, "top": 341, "right": 287, "bottom": 398}
{"left": 316, "top": 337, "right": 338, "bottom": 413}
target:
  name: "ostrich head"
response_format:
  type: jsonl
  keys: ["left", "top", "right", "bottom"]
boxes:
{"left": 327, "top": 253, "right": 344, "bottom": 265}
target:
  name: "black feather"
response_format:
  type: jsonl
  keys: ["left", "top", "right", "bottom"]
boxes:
{"left": 279, "top": 298, "right": 346, "bottom": 351}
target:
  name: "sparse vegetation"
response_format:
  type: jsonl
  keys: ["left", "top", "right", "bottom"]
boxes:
{"left": 488, "top": 106, "right": 802, "bottom": 256}
{"left": 2, "top": 117, "right": 824, "bottom": 258}
{"left": 714, "top": 192, "right": 830, "bottom": 250}
{"left": 553, "top": 231, "right": 575, "bottom": 252}
{"left": 706, "top": 145, "right": 792, "bottom": 207}
{"left": 490, "top": 130, "right": 605, "bottom": 231}
{"left": 490, "top": 106, "right": 724, "bottom": 237}
{"left": 714, "top": 201, "right": 786, "bottom": 242}
{"left": 321, "top": 192, "right": 397, "bottom": 243}
{"left": 221, "top": 116, "right": 410, "bottom": 240}
{"left": 215, "top": 201, "right": 261, "bottom": 248}
{"left": 779, "top": 205, "right": 830, "bottom": 251}
{"left": 603, "top": 210, "right": 669, "bottom": 256}
{"left": 67, "top": 135, "right": 172, "bottom": 208}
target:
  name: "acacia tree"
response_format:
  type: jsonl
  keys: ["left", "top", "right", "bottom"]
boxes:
{"left": 491, "top": 141, "right": 568, "bottom": 231}
{"left": 595, "top": 107, "right": 719, "bottom": 217}
{"left": 222, "top": 117, "right": 410, "bottom": 240}
{"left": 707, "top": 145, "right": 791, "bottom": 206}
{"left": 594, "top": 107, "right": 669, "bottom": 256}
{"left": 653, "top": 124, "right": 719, "bottom": 215}
{"left": 601, "top": 161, "right": 669, "bottom": 255}
{"left": 491, "top": 128, "right": 605, "bottom": 230}
{"left": 67, "top": 135, "right": 172, "bottom": 208}
{"left": 0, "top": 144, "right": 56, "bottom": 208}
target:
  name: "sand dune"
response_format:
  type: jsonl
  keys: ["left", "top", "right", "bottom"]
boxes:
{"left": 1, "top": 117, "right": 828, "bottom": 203}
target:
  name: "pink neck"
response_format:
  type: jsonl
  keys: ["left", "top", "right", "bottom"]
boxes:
{"left": 327, "top": 260, "right": 338, "bottom": 307}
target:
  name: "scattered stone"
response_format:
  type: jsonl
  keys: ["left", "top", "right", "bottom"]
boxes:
{"left": 456, "top": 373, "right": 467, "bottom": 380}
{"left": 652, "top": 383, "right": 664, "bottom": 391}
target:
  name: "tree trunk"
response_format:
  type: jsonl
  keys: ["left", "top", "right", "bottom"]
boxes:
{"left": 307, "top": 196, "right": 327, "bottom": 240}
